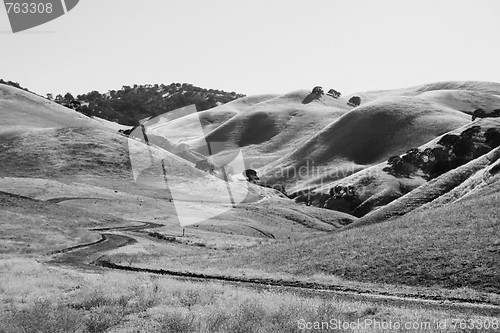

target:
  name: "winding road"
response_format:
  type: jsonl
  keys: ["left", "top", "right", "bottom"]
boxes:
{"left": 49, "top": 221, "right": 500, "bottom": 317}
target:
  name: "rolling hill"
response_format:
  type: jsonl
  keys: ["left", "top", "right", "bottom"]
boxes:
{"left": 261, "top": 96, "right": 470, "bottom": 192}
{"left": 0, "top": 84, "right": 103, "bottom": 134}
{"left": 0, "top": 83, "right": 353, "bottom": 243}
{"left": 298, "top": 118, "right": 500, "bottom": 217}
{"left": 167, "top": 90, "right": 353, "bottom": 168}
{"left": 1, "top": 79, "right": 499, "bottom": 313}
{"left": 135, "top": 81, "right": 500, "bottom": 200}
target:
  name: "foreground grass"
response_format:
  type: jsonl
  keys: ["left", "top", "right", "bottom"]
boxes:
{"left": 1, "top": 258, "right": 494, "bottom": 333}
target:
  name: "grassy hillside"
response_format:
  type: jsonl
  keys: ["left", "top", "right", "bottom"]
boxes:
{"left": 190, "top": 90, "right": 352, "bottom": 167}
{"left": 359, "top": 80, "right": 500, "bottom": 104}
{"left": 300, "top": 118, "right": 500, "bottom": 217}
{"left": 0, "top": 127, "right": 131, "bottom": 179}
{"left": 0, "top": 123, "right": 352, "bottom": 242}
{"left": 0, "top": 85, "right": 102, "bottom": 134}
{"left": 263, "top": 96, "right": 469, "bottom": 192}
{"left": 169, "top": 182, "right": 499, "bottom": 295}
{"left": 350, "top": 144, "right": 500, "bottom": 228}
{"left": 1, "top": 80, "right": 499, "bottom": 332}
{"left": 115, "top": 81, "right": 500, "bottom": 196}
{"left": 0, "top": 191, "right": 111, "bottom": 255}
{"left": 143, "top": 94, "right": 278, "bottom": 145}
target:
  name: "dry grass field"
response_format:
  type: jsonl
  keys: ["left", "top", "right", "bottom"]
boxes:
{"left": 1, "top": 82, "right": 499, "bottom": 332}
{"left": 1, "top": 259, "right": 497, "bottom": 333}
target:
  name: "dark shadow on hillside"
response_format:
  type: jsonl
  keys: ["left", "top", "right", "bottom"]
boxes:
{"left": 302, "top": 93, "right": 319, "bottom": 104}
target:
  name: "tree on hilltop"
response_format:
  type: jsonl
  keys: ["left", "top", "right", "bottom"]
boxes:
{"left": 347, "top": 96, "right": 361, "bottom": 107}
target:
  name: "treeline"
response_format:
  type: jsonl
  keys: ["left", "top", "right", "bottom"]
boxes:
{"left": 63, "top": 83, "right": 245, "bottom": 126}
{"left": 1, "top": 79, "right": 246, "bottom": 126}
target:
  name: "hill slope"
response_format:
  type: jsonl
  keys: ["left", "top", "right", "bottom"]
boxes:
{"left": 0, "top": 85, "right": 102, "bottom": 134}
{"left": 262, "top": 96, "right": 470, "bottom": 192}
{"left": 130, "top": 81, "right": 500, "bottom": 197}
{"left": 187, "top": 90, "right": 353, "bottom": 167}
{"left": 142, "top": 94, "right": 278, "bottom": 144}
{"left": 299, "top": 118, "right": 500, "bottom": 217}
{"left": 179, "top": 177, "right": 500, "bottom": 295}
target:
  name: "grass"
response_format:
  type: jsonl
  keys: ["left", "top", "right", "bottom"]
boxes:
{"left": 0, "top": 84, "right": 99, "bottom": 134}
{"left": 228, "top": 189, "right": 500, "bottom": 294}
{"left": 1, "top": 81, "right": 500, "bottom": 331}
{"left": 0, "top": 125, "right": 352, "bottom": 243}
{"left": 263, "top": 95, "right": 469, "bottom": 193}
{"left": 0, "top": 127, "right": 131, "bottom": 179}
{"left": 0, "top": 258, "right": 494, "bottom": 333}
{"left": 0, "top": 191, "right": 108, "bottom": 255}
{"left": 119, "top": 186, "right": 499, "bottom": 301}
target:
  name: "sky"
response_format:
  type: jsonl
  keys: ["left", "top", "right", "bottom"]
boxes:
{"left": 1, "top": 0, "right": 500, "bottom": 97}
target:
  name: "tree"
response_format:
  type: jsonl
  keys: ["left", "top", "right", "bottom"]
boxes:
{"left": 428, "top": 147, "right": 451, "bottom": 177}
{"left": 312, "top": 86, "right": 324, "bottom": 96}
{"left": 63, "top": 93, "right": 75, "bottom": 104}
{"left": 472, "top": 108, "right": 486, "bottom": 121}
{"left": 437, "top": 134, "right": 460, "bottom": 149}
{"left": 387, "top": 156, "right": 402, "bottom": 165}
{"left": 347, "top": 96, "right": 361, "bottom": 107}
{"left": 460, "top": 125, "right": 481, "bottom": 140}
{"left": 46, "top": 93, "right": 53, "bottom": 100}
{"left": 485, "top": 128, "right": 500, "bottom": 148}
{"left": 402, "top": 148, "right": 423, "bottom": 167}
{"left": 327, "top": 89, "right": 341, "bottom": 98}
{"left": 243, "top": 169, "right": 259, "bottom": 183}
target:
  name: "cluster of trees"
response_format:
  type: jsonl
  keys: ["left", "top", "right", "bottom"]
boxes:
{"left": 311, "top": 86, "right": 343, "bottom": 100}
{"left": 323, "top": 184, "right": 361, "bottom": 212}
{"left": 311, "top": 86, "right": 360, "bottom": 104}
{"left": 293, "top": 183, "right": 361, "bottom": 214}
{"left": 311, "top": 85, "right": 360, "bottom": 106}
{"left": 46, "top": 92, "right": 81, "bottom": 109}
{"left": 383, "top": 126, "right": 500, "bottom": 179}
{"left": 53, "top": 83, "right": 245, "bottom": 126}
{"left": 0, "top": 79, "right": 32, "bottom": 93}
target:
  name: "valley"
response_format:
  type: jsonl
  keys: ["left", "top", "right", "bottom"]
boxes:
{"left": 1, "top": 81, "right": 499, "bottom": 332}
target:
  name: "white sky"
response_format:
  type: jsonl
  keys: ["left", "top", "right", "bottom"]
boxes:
{"left": 1, "top": 0, "right": 500, "bottom": 97}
